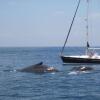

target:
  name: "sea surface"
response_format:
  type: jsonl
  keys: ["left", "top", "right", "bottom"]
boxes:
{"left": 0, "top": 47, "right": 100, "bottom": 100}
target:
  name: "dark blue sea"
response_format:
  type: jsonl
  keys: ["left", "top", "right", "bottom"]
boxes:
{"left": 0, "top": 47, "right": 100, "bottom": 100}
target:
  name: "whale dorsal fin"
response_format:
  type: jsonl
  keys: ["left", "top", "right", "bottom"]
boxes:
{"left": 36, "top": 62, "right": 43, "bottom": 66}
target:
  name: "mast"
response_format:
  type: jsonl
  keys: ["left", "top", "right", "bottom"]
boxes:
{"left": 61, "top": 0, "right": 81, "bottom": 56}
{"left": 86, "top": 0, "right": 90, "bottom": 55}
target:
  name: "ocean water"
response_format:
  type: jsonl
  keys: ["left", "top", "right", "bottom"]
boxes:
{"left": 0, "top": 47, "right": 100, "bottom": 100}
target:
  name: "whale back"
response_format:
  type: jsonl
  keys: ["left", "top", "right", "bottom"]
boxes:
{"left": 71, "top": 66, "right": 93, "bottom": 71}
{"left": 18, "top": 62, "right": 48, "bottom": 73}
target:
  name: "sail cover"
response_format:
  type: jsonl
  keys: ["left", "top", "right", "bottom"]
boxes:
{"left": 87, "top": 42, "right": 90, "bottom": 48}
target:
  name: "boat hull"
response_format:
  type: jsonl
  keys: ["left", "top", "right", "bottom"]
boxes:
{"left": 61, "top": 56, "right": 100, "bottom": 64}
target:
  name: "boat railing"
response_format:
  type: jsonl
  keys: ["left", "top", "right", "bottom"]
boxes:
{"left": 88, "top": 48, "right": 100, "bottom": 50}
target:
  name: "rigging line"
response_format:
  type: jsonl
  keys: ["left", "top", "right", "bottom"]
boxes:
{"left": 61, "top": 0, "right": 81, "bottom": 56}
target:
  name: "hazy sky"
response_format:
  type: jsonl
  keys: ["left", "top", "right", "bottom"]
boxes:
{"left": 0, "top": 0, "right": 100, "bottom": 47}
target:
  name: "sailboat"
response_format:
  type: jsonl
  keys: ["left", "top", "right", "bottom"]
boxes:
{"left": 60, "top": 0, "right": 100, "bottom": 64}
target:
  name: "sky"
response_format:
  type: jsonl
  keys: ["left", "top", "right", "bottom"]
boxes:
{"left": 0, "top": 0, "right": 100, "bottom": 47}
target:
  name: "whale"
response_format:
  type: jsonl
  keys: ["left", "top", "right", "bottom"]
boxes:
{"left": 68, "top": 66, "right": 94, "bottom": 75}
{"left": 71, "top": 66, "right": 93, "bottom": 72}
{"left": 17, "top": 62, "right": 59, "bottom": 73}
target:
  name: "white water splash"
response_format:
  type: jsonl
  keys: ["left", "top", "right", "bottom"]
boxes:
{"left": 68, "top": 71, "right": 91, "bottom": 75}
{"left": 68, "top": 71, "right": 79, "bottom": 75}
